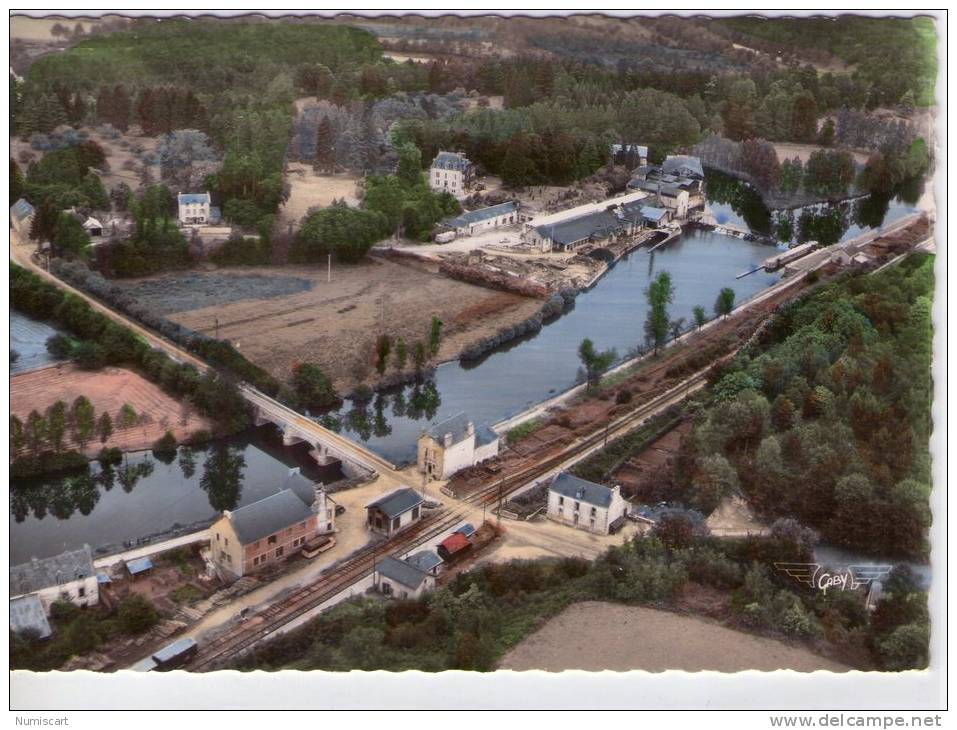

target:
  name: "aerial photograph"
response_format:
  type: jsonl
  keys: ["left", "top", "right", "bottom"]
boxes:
{"left": 7, "top": 9, "right": 943, "bottom": 713}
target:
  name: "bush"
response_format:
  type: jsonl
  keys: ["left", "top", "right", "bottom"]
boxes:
{"left": 615, "top": 389, "right": 633, "bottom": 405}
{"left": 117, "top": 595, "right": 160, "bottom": 635}
{"left": 292, "top": 363, "right": 340, "bottom": 410}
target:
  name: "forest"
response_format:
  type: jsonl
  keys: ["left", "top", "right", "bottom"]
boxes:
{"left": 672, "top": 254, "right": 934, "bottom": 559}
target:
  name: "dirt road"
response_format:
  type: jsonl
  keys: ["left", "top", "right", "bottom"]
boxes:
{"left": 499, "top": 601, "right": 849, "bottom": 672}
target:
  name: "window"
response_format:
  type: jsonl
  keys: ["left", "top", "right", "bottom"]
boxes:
{"left": 225, "top": 537, "right": 228, "bottom": 546}
{"left": 412, "top": 506, "right": 420, "bottom": 521}
{"left": 268, "top": 535, "right": 277, "bottom": 545}
{"left": 216, "top": 533, "right": 220, "bottom": 542}
{"left": 574, "top": 501, "right": 580, "bottom": 512}
{"left": 78, "top": 586, "right": 86, "bottom": 598}
{"left": 591, "top": 506, "right": 597, "bottom": 516}
{"left": 276, "top": 546, "right": 284, "bottom": 558}
{"left": 326, "top": 523, "right": 332, "bottom": 532}
{"left": 558, "top": 496, "right": 564, "bottom": 506}
{"left": 392, "top": 516, "right": 400, "bottom": 531}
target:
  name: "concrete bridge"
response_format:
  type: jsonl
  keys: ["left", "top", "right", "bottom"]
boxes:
{"left": 241, "top": 386, "right": 399, "bottom": 476}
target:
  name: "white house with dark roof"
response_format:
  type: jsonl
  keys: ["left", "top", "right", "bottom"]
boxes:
{"left": 10, "top": 546, "right": 99, "bottom": 613}
{"left": 417, "top": 412, "right": 500, "bottom": 480}
{"left": 374, "top": 555, "right": 435, "bottom": 599}
{"left": 440, "top": 200, "right": 519, "bottom": 237}
{"left": 366, "top": 487, "right": 425, "bottom": 537}
{"left": 546, "top": 472, "right": 628, "bottom": 535}
{"left": 209, "top": 470, "right": 335, "bottom": 579}
{"left": 177, "top": 191, "right": 211, "bottom": 225}
{"left": 429, "top": 150, "right": 474, "bottom": 199}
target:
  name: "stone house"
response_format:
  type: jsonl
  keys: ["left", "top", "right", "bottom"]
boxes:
{"left": 10, "top": 546, "right": 99, "bottom": 614}
{"left": 417, "top": 412, "right": 500, "bottom": 480}
{"left": 209, "top": 473, "right": 336, "bottom": 579}
{"left": 374, "top": 555, "right": 435, "bottom": 600}
{"left": 546, "top": 472, "right": 629, "bottom": 535}
{"left": 366, "top": 487, "right": 425, "bottom": 537}
{"left": 429, "top": 151, "right": 474, "bottom": 200}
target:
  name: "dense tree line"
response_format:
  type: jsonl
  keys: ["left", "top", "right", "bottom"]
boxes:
{"left": 674, "top": 255, "right": 934, "bottom": 558}
{"left": 11, "top": 262, "right": 253, "bottom": 435}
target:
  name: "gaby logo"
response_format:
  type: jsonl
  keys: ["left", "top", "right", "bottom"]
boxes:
{"left": 774, "top": 563, "right": 893, "bottom": 594}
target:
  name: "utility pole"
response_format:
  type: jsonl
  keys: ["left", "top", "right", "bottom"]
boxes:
{"left": 214, "top": 317, "right": 219, "bottom": 339}
{"left": 327, "top": 253, "right": 331, "bottom": 283}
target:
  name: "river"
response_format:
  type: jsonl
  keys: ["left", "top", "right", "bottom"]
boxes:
{"left": 318, "top": 228, "right": 782, "bottom": 465}
{"left": 9, "top": 428, "right": 343, "bottom": 564}
{"left": 11, "top": 310, "right": 67, "bottom": 374}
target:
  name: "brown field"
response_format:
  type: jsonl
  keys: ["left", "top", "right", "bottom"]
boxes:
{"left": 499, "top": 601, "right": 850, "bottom": 673}
{"left": 150, "top": 259, "right": 541, "bottom": 392}
{"left": 277, "top": 163, "right": 361, "bottom": 232}
{"left": 10, "top": 364, "right": 210, "bottom": 455}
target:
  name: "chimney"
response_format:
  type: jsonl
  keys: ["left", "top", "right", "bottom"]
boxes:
{"left": 467, "top": 421, "right": 475, "bottom": 437}
{"left": 288, "top": 467, "right": 300, "bottom": 477}
{"left": 444, "top": 432, "right": 453, "bottom": 448}
{"left": 223, "top": 510, "right": 232, "bottom": 520}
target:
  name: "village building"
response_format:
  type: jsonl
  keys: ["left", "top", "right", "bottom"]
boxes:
{"left": 177, "top": 191, "right": 212, "bottom": 225}
{"left": 374, "top": 555, "right": 435, "bottom": 600}
{"left": 209, "top": 472, "right": 335, "bottom": 579}
{"left": 10, "top": 198, "right": 35, "bottom": 236}
{"left": 523, "top": 190, "right": 649, "bottom": 253}
{"left": 10, "top": 546, "right": 99, "bottom": 614}
{"left": 405, "top": 549, "right": 443, "bottom": 577}
{"left": 83, "top": 216, "right": 104, "bottom": 237}
{"left": 417, "top": 412, "right": 500, "bottom": 480}
{"left": 628, "top": 155, "right": 706, "bottom": 217}
{"left": 611, "top": 143, "right": 649, "bottom": 167}
{"left": 429, "top": 150, "right": 474, "bottom": 200}
{"left": 440, "top": 200, "right": 520, "bottom": 237}
{"left": 366, "top": 487, "right": 425, "bottom": 537}
{"left": 546, "top": 472, "right": 629, "bottom": 535}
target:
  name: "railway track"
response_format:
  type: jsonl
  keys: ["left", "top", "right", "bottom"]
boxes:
{"left": 186, "top": 367, "right": 710, "bottom": 671}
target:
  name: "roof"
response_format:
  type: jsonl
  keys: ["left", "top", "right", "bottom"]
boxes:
{"left": 376, "top": 555, "right": 431, "bottom": 590}
{"left": 443, "top": 201, "right": 518, "bottom": 229}
{"left": 152, "top": 637, "right": 197, "bottom": 664}
{"left": 475, "top": 425, "right": 499, "bottom": 447}
{"left": 630, "top": 178, "right": 685, "bottom": 198}
{"left": 431, "top": 151, "right": 471, "bottom": 171}
{"left": 454, "top": 522, "right": 476, "bottom": 538}
{"left": 405, "top": 550, "right": 443, "bottom": 573}
{"left": 10, "top": 546, "right": 95, "bottom": 597}
{"left": 178, "top": 192, "right": 211, "bottom": 205}
{"left": 550, "top": 471, "right": 615, "bottom": 509}
{"left": 366, "top": 487, "right": 424, "bottom": 520}
{"left": 83, "top": 217, "right": 103, "bottom": 230}
{"left": 283, "top": 469, "right": 318, "bottom": 507}
{"left": 96, "top": 573, "right": 112, "bottom": 584}
{"left": 535, "top": 209, "right": 624, "bottom": 248}
{"left": 228, "top": 489, "right": 315, "bottom": 545}
{"left": 10, "top": 595, "right": 52, "bottom": 639}
{"left": 662, "top": 155, "right": 704, "bottom": 179}
{"left": 426, "top": 412, "right": 474, "bottom": 446}
{"left": 439, "top": 532, "right": 471, "bottom": 555}
{"left": 642, "top": 207, "right": 670, "bottom": 223}
{"left": 126, "top": 557, "right": 154, "bottom": 575}
{"left": 10, "top": 198, "right": 34, "bottom": 220}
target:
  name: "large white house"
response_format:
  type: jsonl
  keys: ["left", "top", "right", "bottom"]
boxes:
{"left": 429, "top": 151, "right": 474, "bottom": 200}
{"left": 178, "top": 191, "right": 212, "bottom": 225}
{"left": 10, "top": 546, "right": 99, "bottom": 614}
{"left": 546, "top": 472, "right": 629, "bottom": 535}
{"left": 417, "top": 412, "right": 500, "bottom": 480}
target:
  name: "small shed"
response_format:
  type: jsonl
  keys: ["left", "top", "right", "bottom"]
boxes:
{"left": 125, "top": 557, "right": 154, "bottom": 580}
{"left": 437, "top": 532, "right": 472, "bottom": 563}
{"left": 83, "top": 217, "right": 104, "bottom": 237}
{"left": 375, "top": 555, "right": 435, "bottom": 600}
{"left": 454, "top": 523, "right": 476, "bottom": 539}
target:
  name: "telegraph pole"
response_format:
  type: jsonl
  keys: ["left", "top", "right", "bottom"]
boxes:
{"left": 327, "top": 253, "right": 332, "bottom": 283}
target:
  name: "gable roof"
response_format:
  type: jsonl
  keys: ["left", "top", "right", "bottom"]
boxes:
{"left": 227, "top": 489, "right": 314, "bottom": 545}
{"left": 426, "top": 412, "right": 474, "bottom": 446}
{"left": 443, "top": 201, "right": 518, "bottom": 229}
{"left": 405, "top": 550, "right": 443, "bottom": 573}
{"left": 366, "top": 487, "right": 424, "bottom": 520}
{"left": 10, "top": 595, "right": 52, "bottom": 639}
{"left": 642, "top": 206, "right": 670, "bottom": 223}
{"left": 438, "top": 532, "right": 471, "bottom": 555}
{"left": 10, "top": 198, "right": 34, "bottom": 221}
{"left": 376, "top": 555, "right": 431, "bottom": 590}
{"left": 83, "top": 217, "right": 103, "bottom": 230}
{"left": 178, "top": 192, "right": 211, "bottom": 205}
{"left": 10, "top": 546, "right": 95, "bottom": 597}
{"left": 550, "top": 471, "right": 615, "bottom": 508}
{"left": 535, "top": 209, "right": 625, "bottom": 247}
{"left": 283, "top": 469, "right": 318, "bottom": 507}
{"left": 454, "top": 522, "right": 476, "bottom": 538}
{"left": 431, "top": 151, "right": 471, "bottom": 171}
{"left": 662, "top": 155, "right": 704, "bottom": 179}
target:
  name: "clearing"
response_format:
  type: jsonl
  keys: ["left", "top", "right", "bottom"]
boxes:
{"left": 277, "top": 163, "right": 361, "bottom": 233}
{"left": 10, "top": 363, "right": 210, "bottom": 455}
{"left": 120, "top": 259, "right": 542, "bottom": 392}
{"left": 499, "top": 601, "right": 849, "bottom": 672}
{"left": 772, "top": 142, "right": 871, "bottom": 166}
